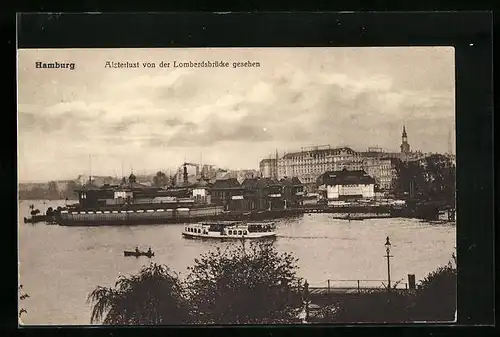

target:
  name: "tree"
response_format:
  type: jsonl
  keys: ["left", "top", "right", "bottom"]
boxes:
{"left": 185, "top": 240, "right": 300, "bottom": 324}
{"left": 393, "top": 155, "right": 455, "bottom": 205}
{"left": 87, "top": 263, "right": 190, "bottom": 325}
{"left": 153, "top": 171, "right": 169, "bottom": 188}
{"left": 409, "top": 253, "right": 457, "bottom": 321}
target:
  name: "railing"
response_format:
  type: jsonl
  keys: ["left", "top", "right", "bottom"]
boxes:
{"left": 296, "top": 279, "right": 409, "bottom": 293}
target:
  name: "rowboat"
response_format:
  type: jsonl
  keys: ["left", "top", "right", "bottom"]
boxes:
{"left": 123, "top": 250, "right": 154, "bottom": 258}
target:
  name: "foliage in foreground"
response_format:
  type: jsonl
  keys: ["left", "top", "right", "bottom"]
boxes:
{"left": 410, "top": 253, "right": 457, "bottom": 321}
{"left": 87, "top": 264, "right": 190, "bottom": 325}
{"left": 88, "top": 241, "right": 300, "bottom": 325}
{"left": 186, "top": 240, "right": 300, "bottom": 324}
{"left": 88, "top": 244, "right": 456, "bottom": 325}
{"left": 312, "top": 253, "right": 457, "bottom": 323}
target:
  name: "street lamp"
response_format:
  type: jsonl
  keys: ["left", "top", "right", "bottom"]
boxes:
{"left": 303, "top": 280, "right": 310, "bottom": 323}
{"left": 384, "top": 236, "right": 393, "bottom": 292}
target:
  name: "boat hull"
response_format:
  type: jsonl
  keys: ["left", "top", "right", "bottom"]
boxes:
{"left": 55, "top": 206, "right": 224, "bottom": 226}
{"left": 24, "top": 215, "right": 52, "bottom": 224}
{"left": 182, "top": 232, "right": 277, "bottom": 240}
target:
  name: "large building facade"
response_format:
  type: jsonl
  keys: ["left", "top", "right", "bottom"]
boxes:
{"left": 277, "top": 146, "right": 364, "bottom": 185}
{"left": 269, "top": 126, "right": 416, "bottom": 191}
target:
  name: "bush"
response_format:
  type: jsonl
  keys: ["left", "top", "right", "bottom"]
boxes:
{"left": 87, "top": 263, "right": 190, "bottom": 325}
{"left": 87, "top": 247, "right": 457, "bottom": 324}
{"left": 185, "top": 240, "right": 300, "bottom": 324}
{"left": 409, "top": 253, "right": 457, "bottom": 321}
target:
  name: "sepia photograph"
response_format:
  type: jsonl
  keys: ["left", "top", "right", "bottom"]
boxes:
{"left": 17, "top": 47, "right": 457, "bottom": 325}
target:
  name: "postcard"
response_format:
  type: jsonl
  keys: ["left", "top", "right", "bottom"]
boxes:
{"left": 18, "top": 46, "right": 457, "bottom": 325}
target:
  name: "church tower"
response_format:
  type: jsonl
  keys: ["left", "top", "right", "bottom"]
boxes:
{"left": 400, "top": 125, "right": 411, "bottom": 154}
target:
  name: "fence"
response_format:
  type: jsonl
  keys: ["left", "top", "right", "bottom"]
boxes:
{"left": 295, "top": 279, "right": 410, "bottom": 295}
{"left": 325, "top": 279, "right": 408, "bottom": 291}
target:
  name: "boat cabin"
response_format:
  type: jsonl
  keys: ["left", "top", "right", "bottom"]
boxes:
{"left": 183, "top": 221, "right": 276, "bottom": 239}
{"left": 247, "top": 223, "right": 274, "bottom": 233}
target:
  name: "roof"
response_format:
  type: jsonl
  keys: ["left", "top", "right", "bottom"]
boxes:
{"left": 259, "top": 177, "right": 280, "bottom": 186}
{"left": 317, "top": 169, "right": 376, "bottom": 186}
{"left": 259, "top": 158, "right": 277, "bottom": 165}
{"left": 241, "top": 178, "right": 260, "bottom": 189}
{"left": 75, "top": 183, "right": 101, "bottom": 192}
{"left": 211, "top": 178, "right": 241, "bottom": 189}
{"left": 360, "top": 151, "right": 387, "bottom": 158}
{"left": 283, "top": 146, "right": 357, "bottom": 159}
{"left": 279, "top": 177, "right": 303, "bottom": 186}
{"left": 118, "top": 181, "right": 158, "bottom": 191}
{"left": 191, "top": 179, "right": 212, "bottom": 188}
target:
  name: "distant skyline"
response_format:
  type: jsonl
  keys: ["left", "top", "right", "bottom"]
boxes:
{"left": 18, "top": 47, "right": 455, "bottom": 182}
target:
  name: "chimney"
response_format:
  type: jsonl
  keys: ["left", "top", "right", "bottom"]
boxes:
{"left": 183, "top": 163, "right": 189, "bottom": 185}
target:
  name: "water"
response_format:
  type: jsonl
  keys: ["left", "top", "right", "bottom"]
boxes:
{"left": 18, "top": 199, "right": 456, "bottom": 325}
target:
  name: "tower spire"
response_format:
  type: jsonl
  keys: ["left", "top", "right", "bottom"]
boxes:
{"left": 400, "top": 124, "right": 410, "bottom": 155}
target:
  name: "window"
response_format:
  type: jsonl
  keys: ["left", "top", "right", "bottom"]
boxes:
{"left": 238, "top": 230, "right": 242, "bottom": 235}
{"left": 243, "top": 231, "right": 247, "bottom": 235}
{"left": 228, "top": 230, "right": 232, "bottom": 235}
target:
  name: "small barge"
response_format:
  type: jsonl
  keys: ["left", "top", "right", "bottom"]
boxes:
{"left": 182, "top": 221, "right": 277, "bottom": 239}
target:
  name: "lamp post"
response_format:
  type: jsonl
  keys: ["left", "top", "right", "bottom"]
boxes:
{"left": 385, "top": 236, "right": 393, "bottom": 292}
{"left": 303, "top": 280, "right": 310, "bottom": 323}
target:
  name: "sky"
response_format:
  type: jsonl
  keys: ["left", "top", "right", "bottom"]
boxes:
{"left": 17, "top": 47, "right": 455, "bottom": 182}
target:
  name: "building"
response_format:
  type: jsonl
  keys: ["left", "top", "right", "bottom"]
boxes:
{"left": 174, "top": 163, "right": 199, "bottom": 186}
{"left": 263, "top": 125, "right": 419, "bottom": 192}
{"left": 209, "top": 177, "right": 305, "bottom": 212}
{"left": 277, "top": 146, "right": 364, "bottom": 185}
{"left": 358, "top": 148, "right": 400, "bottom": 191}
{"left": 361, "top": 156, "right": 398, "bottom": 191}
{"left": 210, "top": 178, "right": 244, "bottom": 211}
{"left": 317, "top": 169, "right": 376, "bottom": 201}
{"left": 260, "top": 158, "right": 278, "bottom": 179}
{"left": 191, "top": 179, "right": 212, "bottom": 205}
{"left": 223, "top": 169, "right": 260, "bottom": 183}
{"left": 400, "top": 125, "right": 411, "bottom": 155}
{"left": 279, "top": 177, "right": 305, "bottom": 209}
{"left": 240, "top": 177, "right": 285, "bottom": 211}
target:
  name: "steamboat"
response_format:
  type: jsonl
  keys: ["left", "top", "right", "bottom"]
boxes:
{"left": 182, "top": 221, "right": 277, "bottom": 239}
{"left": 55, "top": 172, "right": 224, "bottom": 226}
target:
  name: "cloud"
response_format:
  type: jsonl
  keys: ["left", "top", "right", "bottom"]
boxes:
{"left": 17, "top": 47, "right": 455, "bottom": 181}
